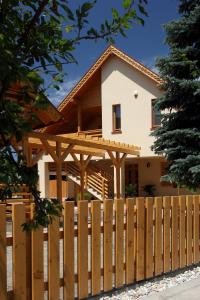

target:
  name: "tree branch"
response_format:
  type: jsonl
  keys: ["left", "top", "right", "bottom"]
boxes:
{"left": 19, "top": 0, "right": 49, "bottom": 46}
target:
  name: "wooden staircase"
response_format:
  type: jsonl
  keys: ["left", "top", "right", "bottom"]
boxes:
{"left": 67, "top": 161, "right": 113, "bottom": 200}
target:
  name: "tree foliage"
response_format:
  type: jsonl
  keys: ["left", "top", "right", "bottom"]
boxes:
{"left": 152, "top": 0, "right": 200, "bottom": 190}
{"left": 0, "top": 0, "right": 148, "bottom": 229}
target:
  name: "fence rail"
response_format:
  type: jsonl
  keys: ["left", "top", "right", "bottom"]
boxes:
{"left": 0, "top": 195, "right": 200, "bottom": 299}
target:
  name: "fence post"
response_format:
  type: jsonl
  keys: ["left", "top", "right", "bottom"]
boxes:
{"left": 12, "top": 204, "right": 27, "bottom": 300}
{"left": 0, "top": 205, "right": 7, "bottom": 300}
{"left": 136, "top": 197, "right": 145, "bottom": 281}
{"left": 78, "top": 200, "right": 88, "bottom": 299}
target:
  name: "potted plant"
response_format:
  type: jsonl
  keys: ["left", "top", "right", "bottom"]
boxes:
{"left": 125, "top": 183, "right": 137, "bottom": 197}
{"left": 143, "top": 184, "right": 156, "bottom": 197}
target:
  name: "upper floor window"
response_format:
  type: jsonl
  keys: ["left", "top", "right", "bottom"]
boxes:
{"left": 152, "top": 99, "right": 162, "bottom": 128}
{"left": 112, "top": 104, "right": 121, "bottom": 133}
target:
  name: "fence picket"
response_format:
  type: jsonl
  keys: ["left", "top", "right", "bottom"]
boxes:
{"left": 63, "top": 201, "right": 74, "bottom": 300}
{"left": 0, "top": 205, "right": 7, "bottom": 300}
{"left": 78, "top": 201, "right": 88, "bottom": 299}
{"left": 115, "top": 199, "right": 124, "bottom": 288}
{"left": 193, "top": 195, "right": 199, "bottom": 264}
{"left": 163, "top": 196, "right": 171, "bottom": 273}
{"left": 48, "top": 216, "right": 60, "bottom": 300}
{"left": 104, "top": 199, "right": 113, "bottom": 292}
{"left": 12, "top": 204, "right": 27, "bottom": 300}
{"left": 126, "top": 198, "right": 135, "bottom": 284}
{"left": 146, "top": 197, "right": 154, "bottom": 279}
{"left": 91, "top": 200, "right": 101, "bottom": 295}
{"left": 155, "top": 197, "right": 163, "bottom": 276}
{"left": 172, "top": 196, "right": 179, "bottom": 270}
{"left": 3, "top": 195, "right": 200, "bottom": 299}
{"left": 31, "top": 204, "right": 44, "bottom": 300}
{"left": 136, "top": 198, "right": 145, "bottom": 281}
{"left": 179, "top": 196, "right": 186, "bottom": 268}
{"left": 186, "top": 196, "right": 193, "bottom": 265}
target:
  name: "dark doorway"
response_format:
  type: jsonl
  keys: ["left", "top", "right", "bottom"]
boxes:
{"left": 125, "top": 163, "right": 139, "bottom": 196}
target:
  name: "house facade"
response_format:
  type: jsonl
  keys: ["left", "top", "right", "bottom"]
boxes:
{"left": 38, "top": 46, "right": 188, "bottom": 200}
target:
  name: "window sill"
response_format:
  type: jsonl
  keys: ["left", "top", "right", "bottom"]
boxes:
{"left": 150, "top": 125, "right": 160, "bottom": 131}
{"left": 111, "top": 129, "right": 122, "bottom": 134}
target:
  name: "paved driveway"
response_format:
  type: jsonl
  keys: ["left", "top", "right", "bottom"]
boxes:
{"left": 142, "top": 277, "right": 200, "bottom": 300}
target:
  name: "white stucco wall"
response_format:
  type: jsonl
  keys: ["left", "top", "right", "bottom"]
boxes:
{"left": 101, "top": 56, "right": 162, "bottom": 156}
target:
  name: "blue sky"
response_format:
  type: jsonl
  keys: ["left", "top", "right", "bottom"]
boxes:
{"left": 49, "top": 0, "right": 179, "bottom": 106}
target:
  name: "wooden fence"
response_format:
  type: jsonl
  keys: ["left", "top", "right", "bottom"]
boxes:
{"left": 0, "top": 195, "right": 200, "bottom": 299}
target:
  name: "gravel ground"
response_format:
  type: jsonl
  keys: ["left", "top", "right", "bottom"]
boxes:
{"left": 97, "top": 264, "right": 200, "bottom": 300}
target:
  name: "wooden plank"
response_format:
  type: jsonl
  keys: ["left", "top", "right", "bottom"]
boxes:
{"left": 0, "top": 205, "right": 7, "bottom": 300}
{"left": 26, "top": 231, "right": 31, "bottom": 300}
{"left": 31, "top": 204, "right": 44, "bottom": 300}
{"left": 171, "top": 196, "right": 179, "bottom": 271}
{"left": 136, "top": 197, "right": 145, "bottom": 281}
{"left": 63, "top": 201, "right": 74, "bottom": 300}
{"left": 78, "top": 201, "right": 88, "bottom": 299}
{"left": 56, "top": 141, "right": 62, "bottom": 202}
{"left": 146, "top": 197, "right": 154, "bottom": 279}
{"left": 154, "top": 197, "right": 163, "bottom": 276}
{"left": 104, "top": 199, "right": 113, "bottom": 291}
{"left": 12, "top": 204, "right": 27, "bottom": 300}
{"left": 163, "top": 196, "right": 171, "bottom": 273}
{"left": 193, "top": 195, "right": 200, "bottom": 264}
{"left": 48, "top": 217, "right": 60, "bottom": 300}
{"left": 115, "top": 199, "right": 124, "bottom": 288}
{"left": 179, "top": 196, "right": 186, "bottom": 268}
{"left": 186, "top": 195, "right": 193, "bottom": 265}
{"left": 91, "top": 200, "right": 101, "bottom": 295}
{"left": 126, "top": 198, "right": 135, "bottom": 284}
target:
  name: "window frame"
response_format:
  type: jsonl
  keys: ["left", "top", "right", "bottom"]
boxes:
{"left": 151, "top": 99, "right": 162, "bottom": 130}
{"left": 112, "top": 104, "right": 122, "bottom": 134}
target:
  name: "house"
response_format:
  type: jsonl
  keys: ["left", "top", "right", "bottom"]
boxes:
{"left": 38, "top": 45, "right": 188, "bottom": 200}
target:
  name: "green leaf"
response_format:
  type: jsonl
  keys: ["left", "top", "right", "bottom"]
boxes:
{"left": 65, "top": 25, "right": 72, "bottom": 33}
{"left": 112, "top": 8, "right": 119, "bottom": 20}
{"left": 123, "top": 0, "right": 132, "bottom": 9}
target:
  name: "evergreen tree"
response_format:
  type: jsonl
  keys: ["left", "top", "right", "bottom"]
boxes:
{"left": 153, "top": 0, "right": 200, "bottom": 190}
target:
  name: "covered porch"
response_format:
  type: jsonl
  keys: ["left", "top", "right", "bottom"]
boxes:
{"left": 21, "top": 131, "right": 140, "bottom": 202}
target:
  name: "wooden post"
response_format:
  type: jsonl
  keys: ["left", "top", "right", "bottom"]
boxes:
{"left": 84, "top": 171, "right": 87, "bottom": 190}
{"left": 102, "top": 178, "right": 105, "bottom": 200}
{"left": 56, "top": 141, "right": 62, "bottom": 202}
{"left": 115, "top": 165, "right": 121, "bottom": 199}
{"left": 115, "top": 152, "right": 121, "bottom": 199}
{"left": 77, "top": 104, "right": 82, "bottom": 132}
{"left": 72, "top": 153, "right": 92, "bottom": 201}
{"left": 80, "top": 154, "right": 85, "bottom": 200}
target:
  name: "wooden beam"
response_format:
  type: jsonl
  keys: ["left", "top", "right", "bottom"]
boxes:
{"left": 28, "top": 140, "right": 105, "bottom": 157}
{"left": 83, "top": 155, "right": 92, "bottom": 170}
{"left": 71, "top": 153, "right": 81, "bottom": 168}
{"left": 61, "top": 144, "right": 74, "bottom": 162}
{"left": 56, "top": 142, "right": 62, "bottom": 202}
{"left": 26, "top": 132, "right": 140, "bottom": 155}
{"left": 115, "top": 152, "right": 121, "bottom": 199}
{"left": 120, "top": 153, "right": 127, "bottom": 164}
{"left": 80, "top": 154, "right": 85, "bottom": 200}
{"left": 30, "top": 149, "right": 44, "bottom": 167}
{"left": 41, "top": 139, "right": 58, "bottom": 162}
{"left": 107, "top": 150, "right": 117, "bottom": 166}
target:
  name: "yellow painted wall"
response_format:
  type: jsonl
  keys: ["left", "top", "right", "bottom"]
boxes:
{"left": 126, "top": 157, "right": 193, "bottom": 197}
{"left": 101, "top": 56, "right": 162, "bottom": 156}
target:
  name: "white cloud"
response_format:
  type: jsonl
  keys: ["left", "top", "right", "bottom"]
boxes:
{"left": 48, "top": 77, "right": 80, "bottom": 107}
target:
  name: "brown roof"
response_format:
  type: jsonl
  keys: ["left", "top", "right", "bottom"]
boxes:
{"left": 58, "top": 45, "right": 162, "bottom": 113}
{"left": 6, "top": 82, "right": 63, "bottom": 129}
